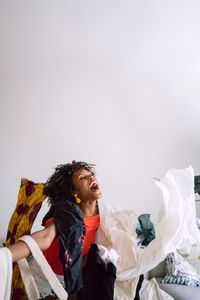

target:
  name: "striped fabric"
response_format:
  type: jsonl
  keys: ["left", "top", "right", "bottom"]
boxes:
{"left": 161, "top": 252, "right": 200, "bottom": 287}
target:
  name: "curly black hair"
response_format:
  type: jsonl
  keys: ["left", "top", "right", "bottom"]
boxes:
{"left": 44, "top": 160, "right": 96, "bottom": 206}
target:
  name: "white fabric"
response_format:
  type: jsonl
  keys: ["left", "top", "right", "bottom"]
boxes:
{"left": 160, "top": 166, "right": 200, "bottom": 253}
{"left": 0, "top": 247, "right": 12, "bottom": 300}
{"left": 17, "top": 257, "right": 39, "bottom": 300}
{"left": 140, "top": 278, "right": 174, "bottom": 300}
{"left": 18, "top": 235, "right": 68, "bottom": 300}
{"left": 97, "top": 166, "right": 200, "bottom": 300}
{"left": 98, "top": 245, "right": 119, "bottom": 266}
{"left": 183, "top": 245, "right": 200, "bottom": 272}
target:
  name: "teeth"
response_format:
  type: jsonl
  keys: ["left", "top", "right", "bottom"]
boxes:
{"left": 90, "top": 180, "right": 96, "bottom": 187}
{"left": 90, "top": 180, "right": 97, "bottom": 188}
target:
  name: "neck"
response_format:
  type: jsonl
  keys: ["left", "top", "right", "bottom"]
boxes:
{"left": 80, "top": 200, "right": 98, "bottom": 218}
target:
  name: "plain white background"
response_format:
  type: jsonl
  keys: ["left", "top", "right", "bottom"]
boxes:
{"left": 1, "top": 0, "right": 200, "bottom": 239}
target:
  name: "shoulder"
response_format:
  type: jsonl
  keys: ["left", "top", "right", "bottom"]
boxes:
{"left": 44, "top": 219, "right": 57, "bottom": 241}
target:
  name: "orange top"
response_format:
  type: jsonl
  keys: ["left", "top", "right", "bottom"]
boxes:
{"left": 82, "top": 214, "right": 100, "bottom": 256}
{"left": 43, "top": 214, "right": 100, "bottom": 275}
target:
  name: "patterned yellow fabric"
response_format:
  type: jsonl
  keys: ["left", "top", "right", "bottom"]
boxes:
{"left": 6, "top": 179, "right": 47, "bottom": 300}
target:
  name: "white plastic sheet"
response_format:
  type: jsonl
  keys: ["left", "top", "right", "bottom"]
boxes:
{"left": 97, "top": 166, "right": 200, "bottom": 300}
{"left": 0, "top": 247, "right": 12, "bottom": 300}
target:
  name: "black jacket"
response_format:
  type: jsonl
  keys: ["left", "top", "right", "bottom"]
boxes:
{"left": 42, "top": 200, "right": 116, "bottom": 299}
{"left": 42, "top": 200, "right": 86, "bottom": 295}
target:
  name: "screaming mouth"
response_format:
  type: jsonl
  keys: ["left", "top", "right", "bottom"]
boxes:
{"left": 90, "top": 181, "right": 99, "bottom": 191}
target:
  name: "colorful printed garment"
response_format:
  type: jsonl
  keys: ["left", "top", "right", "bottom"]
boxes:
{"left": 6, "top": 179, "right": 47, "bottom": 300}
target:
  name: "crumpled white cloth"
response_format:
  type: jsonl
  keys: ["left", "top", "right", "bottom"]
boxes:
{"left": 97, "top": 166, "right": 200, "bottom": 300}
{"left": 140, "top": 278, "right": 174, "bottom": 300}
{"left": 156, "top": 166, "right": 200, "bottom": 253}
{"left": 183, "top": 245, "right": 200, "bottom": 272}
{"left": 98, "top": 245, "right": 119, "bottom": 266}
{"left": 0, "top": 247, "right": 12, "bottom": 300}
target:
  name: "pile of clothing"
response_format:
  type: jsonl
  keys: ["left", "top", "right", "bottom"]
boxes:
{"left": 2, "top": 166, "right": 200, "bottom": 300}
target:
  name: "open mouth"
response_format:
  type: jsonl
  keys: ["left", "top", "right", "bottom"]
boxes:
{"left": 90, "top": 181, "right": 99, "bottom": 191}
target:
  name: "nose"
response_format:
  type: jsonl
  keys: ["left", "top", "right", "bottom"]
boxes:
{"left": 89, "top": 174, "right": 94, "bottom": 181}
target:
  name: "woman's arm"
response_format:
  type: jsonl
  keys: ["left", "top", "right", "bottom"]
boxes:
{"left": 8, "top": 220, "right": 57, "bottom": 262}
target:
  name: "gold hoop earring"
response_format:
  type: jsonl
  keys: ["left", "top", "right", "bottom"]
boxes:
{"left": 74, "top": 193, "right": 81, "bottom": 204}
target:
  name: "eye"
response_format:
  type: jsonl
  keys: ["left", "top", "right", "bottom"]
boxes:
{"left": 79, "top": 173, "right": 94, "bottom": 180}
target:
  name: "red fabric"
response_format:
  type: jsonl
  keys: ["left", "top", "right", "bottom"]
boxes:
{"left": 43, "top": 214, "right": 100, "bottom": 275}
{"left": 82, "top": 214, "right": 100, "bottom": 256}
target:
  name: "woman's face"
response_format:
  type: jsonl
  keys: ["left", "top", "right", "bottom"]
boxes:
{"left": 72, "top": 168, "right": 102, "bottom": 202}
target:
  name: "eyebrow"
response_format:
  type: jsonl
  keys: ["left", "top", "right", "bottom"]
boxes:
{"left": 78, "top": 172, "right": 92, "bottom": 177}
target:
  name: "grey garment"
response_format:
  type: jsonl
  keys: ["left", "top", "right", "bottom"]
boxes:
{"left": 28, "top": 256, "right": 66, "bottom": 299}
{"left": 155, "top": 278, "right": 200, "bottom": 300}
{"left": 136, "top": 214, "right": 155, "bottom": 246}
{"left": 194, "top": 175, "right": 200, "bottom": 195}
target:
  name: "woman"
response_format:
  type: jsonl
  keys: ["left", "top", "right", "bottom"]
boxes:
{"left": 9, "top": 161, "right": 105, "bottom": 300}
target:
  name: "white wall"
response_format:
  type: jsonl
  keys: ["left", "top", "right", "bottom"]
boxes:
{"left": 1, "top": 0, "right": 200, "bottom": 239}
